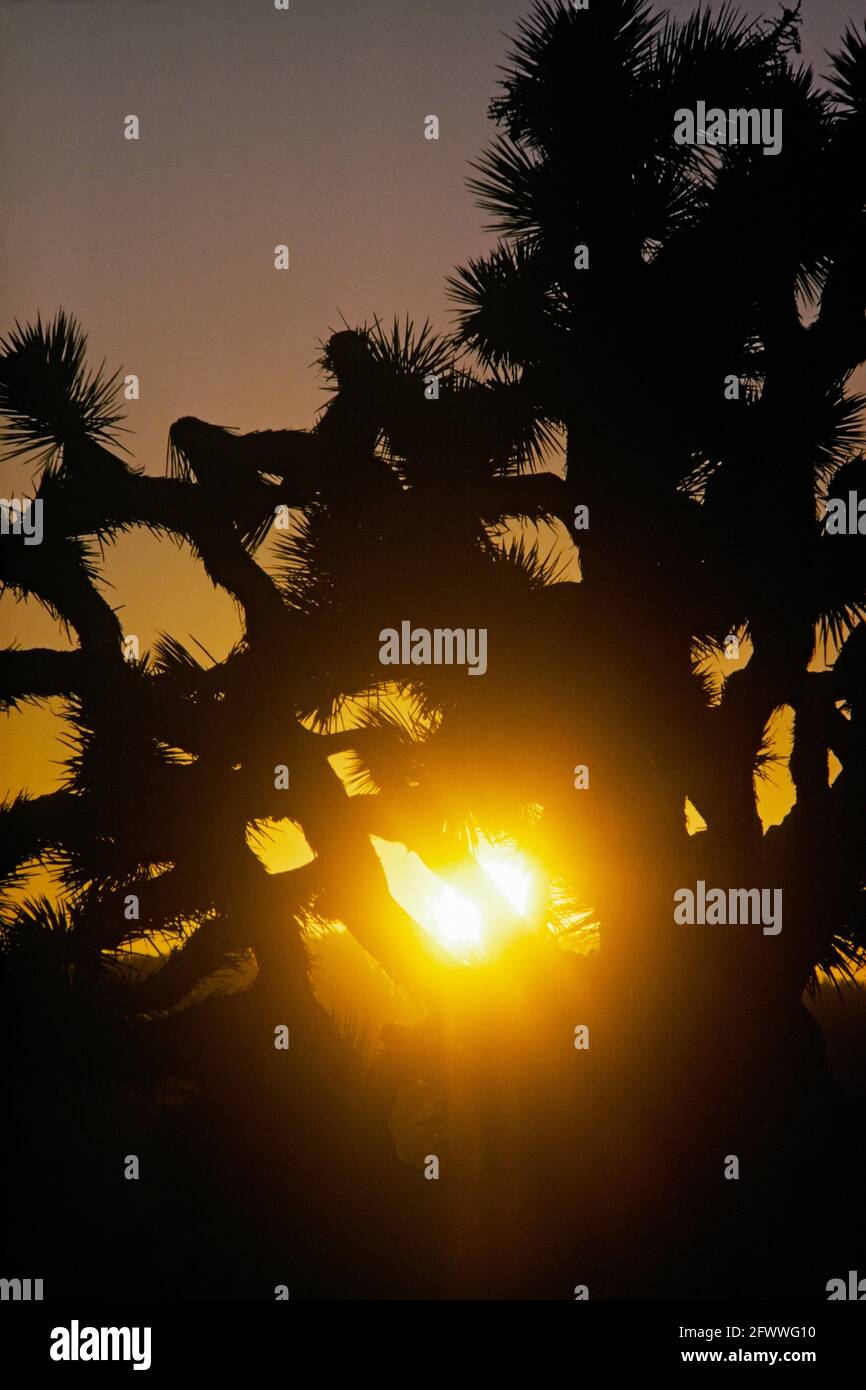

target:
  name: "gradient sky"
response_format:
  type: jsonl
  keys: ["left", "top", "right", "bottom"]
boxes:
{"left": 1, "top": 0, "right": 864, "bottom": 800}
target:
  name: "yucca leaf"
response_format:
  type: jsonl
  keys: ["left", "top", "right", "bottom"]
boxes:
{"left": 0, "top": 309, "right": 128, "bottom": 467}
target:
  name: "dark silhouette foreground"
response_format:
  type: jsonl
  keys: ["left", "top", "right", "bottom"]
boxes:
{"left": 1, "top": 1, "right": 865, "bottom": 1298}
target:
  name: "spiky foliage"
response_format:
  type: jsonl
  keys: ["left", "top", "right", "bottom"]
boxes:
{"left": 2, "top": 0, "right": 866, "bottom": 1308}
{"left": 0, "top": 310, "right": 128, "bottom": 467}
{"left": 365, "top": 315, "right": 459, "bottom": 381}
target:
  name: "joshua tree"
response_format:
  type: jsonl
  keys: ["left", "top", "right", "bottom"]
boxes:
{"left": 0, "top": 301, "right": 572, "bottom": 1294}
{"left": 446, "top": 0, "right": 866, "bottom": 999}
{"left": 1, "top": 0, "right": 865, "bottom": 1300}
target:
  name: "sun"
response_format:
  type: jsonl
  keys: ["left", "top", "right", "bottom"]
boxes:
{"left": 421, "top": 839, "right": 534, "bottom": 959}
{"left": 424, "top": 884, "right": 484, "bottom": 958}
{"left": 369, "top": 834, "right": 536, "bottom": 962}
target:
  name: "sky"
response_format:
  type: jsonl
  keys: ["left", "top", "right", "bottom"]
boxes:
{"left": 1, "top": 0, "right": 864, "bottom": 802}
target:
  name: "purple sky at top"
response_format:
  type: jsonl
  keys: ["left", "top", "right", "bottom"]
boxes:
{"left": 1, "top": 0, "right": 862, "bottom": 458}
{"left": 0, "top": 0, "right": 863, "bottom": 777}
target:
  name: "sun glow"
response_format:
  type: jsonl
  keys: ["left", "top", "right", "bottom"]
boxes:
{"left": 421, "top": 839, "right": 534, "bottom": 959}
{"left": 477, "top": 842, "right": 532, "bottom": 916}
{"left": 424, "top": 884, "right": 484, "bottom": 957}
{"left": 370, "top": 835, "right": 537, "bottom": 963}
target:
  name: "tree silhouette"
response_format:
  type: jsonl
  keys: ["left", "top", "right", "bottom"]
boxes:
{"left": 447, "top": 0, "right": 866, "bottom": 994}
{"left": 1, "top": 0, "right": 865, "bottom": 1300}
